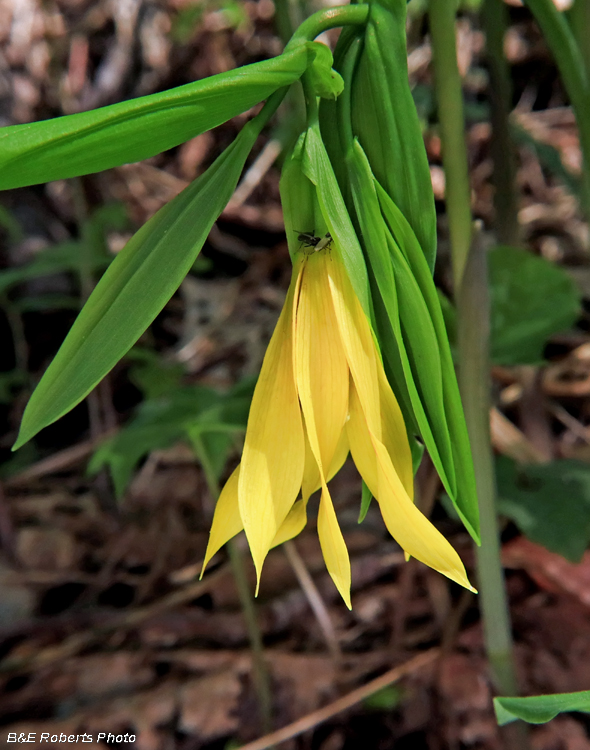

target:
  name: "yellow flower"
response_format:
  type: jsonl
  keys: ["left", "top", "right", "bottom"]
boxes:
{"left": 202, "top": 245, "right": 475, "bottom": 607}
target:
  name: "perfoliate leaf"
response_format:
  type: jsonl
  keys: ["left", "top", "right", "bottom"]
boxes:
{"left": 494, "top": 692, "right": 590, "bottom": 726}
{"left": 489, "top": 245, "right": 581, "bottom": 366}
{"left": 13, "top": 109, "right": 270, "bottom": 449}
{"left": 0, "top": 47, "right": 311, "bottom": 189}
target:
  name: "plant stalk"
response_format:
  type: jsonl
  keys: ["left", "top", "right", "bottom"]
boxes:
{"left": 567, "top": 0, "right": 590, "bottom": 84}
{"left": 481, "top": 0, "right": 520, "bottom": 246}
{"left": 285, "top": 4, "right": 369, "bottom": 49}
{"left": 428, "top": 0, "right": 473, "bottom": 291}
{"left": 195, "top": 439, "right": 273, "bottom": 734}
{"left": 429, "top": 4, "right": 524, "bottom": 743}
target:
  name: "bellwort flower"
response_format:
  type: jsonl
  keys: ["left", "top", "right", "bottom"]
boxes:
{"left": 202, "top": 241, "right": 475, "bottom": 607}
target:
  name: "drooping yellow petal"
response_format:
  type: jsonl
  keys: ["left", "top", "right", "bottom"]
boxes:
{"left": 378, "top": 365, "right": 414, "bottom": 499}
{"left": 330, "top": 252, "right": 474, "bottom": 592}
{"left": 347, "top": 372, "right": 414, "bottom": 501}
{"left": 201, "top": 466, "right": 242, "bottom": 575}
{"left": 347, "top": 378, "right": 379, "bottom": 498}
{"left": 317, "top": 491, "right": 352, "bottom": 608}
{"left": 238, "top": 259, "right": 306, "bottom": 583}
{"left": 271, "top": 499, "right": 307, "bottom": 547}
{"left": 274, "top": 428, "right": 350, "bottom": 548}
{"left": 295, "top": 253, "right": 349, "bottom": 471}
{"left": 294, "top": 251, "right": 352, "bottom": 606}
{"left": 301, "top": 424, "right": 320, "bottom": 505}
{"left": 301, "top": 419, "right": 350, "bottom": 503}
{"left": 373, "top": 437, "right": 475, "bottom": 590}
{"left": 326, "top": 252, "right": 381, "bottom": 438}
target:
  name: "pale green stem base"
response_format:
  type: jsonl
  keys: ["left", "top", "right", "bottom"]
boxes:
{"left": 429, "top": 4, "right": 525, "bottom": 743}
{"left": 193, "top": 435, "right": 273, "bottom": 735}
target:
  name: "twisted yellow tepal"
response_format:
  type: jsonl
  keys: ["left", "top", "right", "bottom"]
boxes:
{"left": 202, "top": 244, "right": 475, "bottom": 607}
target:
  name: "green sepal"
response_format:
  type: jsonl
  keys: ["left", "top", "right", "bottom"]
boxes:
{"left": 358, "top": 480, "right": 373, "bottom": 523}
{"left": 13, "top": 104, "right": 274, "bottom": 450}
{"left": 306, "top": 42, "right": 345, "bottom": 100}
{"left": 376, "top": 181, "right": 480, "bottom": 543}
{"left": 349, "top": 0, "right": 437, "bottom": 272}
{"left": 0, "top": 46, "right": 312, "bottom": 190}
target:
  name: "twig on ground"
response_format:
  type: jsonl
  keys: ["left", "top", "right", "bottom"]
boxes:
{"left": 5, "top": 428, "right": 118, "bottom": 488}
{"left": 236, "top": 649, "right": 440, "bottom": 750}
{"left": 283, "top": 540, "right": 342, "bottom": 664}
{"left": 0, "top": 564, "right": 230, "bottom": 675}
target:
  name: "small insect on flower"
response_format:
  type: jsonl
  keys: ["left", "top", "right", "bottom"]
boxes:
{"left": 296, "top": 231, "right": 333, "bottom": 252}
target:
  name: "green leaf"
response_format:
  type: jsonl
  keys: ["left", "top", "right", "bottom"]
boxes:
{"left": 349, "top": 1, "right": 437, "bottom": 271}
{"left": 126, "top": 348, "right": 185, "bottom": 400}
{"left": 0, "top": 47, "right": 310, "bottom": 189}
{"left": 496, "top": 457, "right": 590, "bottom": 562}
{"left": 363, "top": 685, "right": 403, "bottom": 711}
{"left": 489, "top": 245, "right": 581, "bottom": 366}
{"left": 13, "top": 105, "right": 272, "bottom": 450}
{"left": 494, "top": 691, "right": 590, "bottom": 726}
{"left": 0, "top": 241, "right": 108, "bottom": 296}
{"left": 89, "top": 382, "right": 252, "bottom": 496}
{"left": 0, "top": 205, "right": 24, "bottom": 243}
{"left": 375, "top": 178, "right": 480, "bottom": 542}
{"left": 302, "top": 125, "right": 370, "bottom": 316}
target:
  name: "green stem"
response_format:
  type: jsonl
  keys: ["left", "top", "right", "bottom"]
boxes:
{"left": 226, "top": 540, "right": 273, "bottom": 734}
{"left": 524, "top": 0, "right": 590, "bottom": 222}
{"left": 428, "top": 0, "right": 473, "bottom": 290}
{"left": 481, "top": 0, "right": 520, "bottom": 246}
{"left": 456, "top": 230, "right": 516, "bottom": 694}
{"left": 194, "top": 437, "right": 273, "bottom": 734}
{"left": 567, "top": 0, "right": 590, "bottom": 84}
{"left": 429, "top": 2, "right": 524, "bottom": 738}
{"left": 285, "top": 4, "right": 369, "bottom": 49}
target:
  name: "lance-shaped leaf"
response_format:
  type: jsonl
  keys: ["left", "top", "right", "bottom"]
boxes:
{"left": 494, "top": 691, "right": 590, "bottom": 726}
{"left": 376, "top": 179, "right": 480, "bottom": 542}
{"left": 348, "top": 1, "right": 437, "bottom": 271}
{"left": 13, "top": 105, "right": 274, "bottom": 450}
{"left": 0, "top": 46, "right": 314, "bottom": 190}
{"left": 345, "top": 142, "right": 459, "bottom": 516}
{"left": 302, "top": 125, "right": 370, "bottom": 316}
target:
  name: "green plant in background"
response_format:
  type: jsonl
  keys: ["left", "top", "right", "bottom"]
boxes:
{"left": 495, "top": 691, "right": 590, "bottom": 726}
{"left": 429, "top": 0, "right": 590, "bottom": 736}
